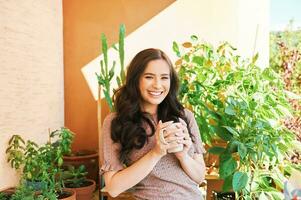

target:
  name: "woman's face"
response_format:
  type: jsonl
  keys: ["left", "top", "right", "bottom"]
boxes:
{"left": 139, "top": 59, "right": 171, "bottom": 113}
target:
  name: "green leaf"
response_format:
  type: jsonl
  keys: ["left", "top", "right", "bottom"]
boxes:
{"left": 232, "top": 171, "right": 248, "bottom": 192}
{"left": 238, "top": 143, "right": 247, "bottom": 159}
{"left": 192, "top": 56, "right": 204, "bottom": 65}
{"left": 116, "top": 77, "right": 121, "bottom": 87}
{"left": 184, "top": 54, "right": 190, "bottom": 62}
{"left": 172, "top": 41, "right": 181, "bottom": 57}
{"left": 222, "top": 175, "right": 233, "bottom": 192}
{"left": 223, "top": 126, "right": 239, "bottom": 136}
{"left": 225, "top": 105, "right": 236, "bottom": 115}
{"left": 101, "top": 33, "right": 108, "bottom": 68}
{"left": 251, "top": 53, "right": 259, "bottom": 64}
{"left": 191, "top": 35, "right": 198, "bottom": 41}
{"left": 119, "top": 24, "right": 125, "bottom": 78}
{"left": 227, "top": 141, "right": 239, "bottom": 153}
{"left": 208, "top": 146, "right": 226, "bottom": 155}
{"left": 219, "top": 155, "right": 237, "bottom": 179}
{"left": 215, "top": 126, "right": 233, "bottom": 141}
{"left": 100, "top": 60, "right": 105, "bottom": 76}
{"left": 58, "top": 157, "right": 63, "bottom": 166}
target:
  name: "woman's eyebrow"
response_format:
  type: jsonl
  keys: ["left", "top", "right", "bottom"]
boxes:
{"left": 143, "top": 72, "right": 155, "bottom": 76}
{"left": 143, "top": 72, "right": 169, "bottom": 76}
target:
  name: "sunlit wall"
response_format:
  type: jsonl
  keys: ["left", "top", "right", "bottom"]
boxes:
{"left": 0, "top": 1, "right": 64, "bottom": 189}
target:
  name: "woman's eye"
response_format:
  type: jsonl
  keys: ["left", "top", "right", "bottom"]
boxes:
{"left": 162, "top": 76, "right": 169, "bottom": 80}
{"left": 145, "top": 76, "right": 153, "bottom": 79}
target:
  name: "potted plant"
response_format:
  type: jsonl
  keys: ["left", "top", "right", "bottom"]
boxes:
{"left": 0, "top": 188, "right": 15, "bottom": 200}
{"left": 173, "top": 36, "right": 301, "bottom": 199}
{"left": 63, "top": 165, "right": 96, "bottom": 200}
{"left": 5, "top": 127, "right": 76, "bottom": 200}
{"left": 63, "top": 149, "right": 99, "bottom": 185}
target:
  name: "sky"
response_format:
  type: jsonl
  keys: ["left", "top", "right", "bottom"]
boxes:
{"left": 270, "top": 0, "right": 301, "bottom": 31}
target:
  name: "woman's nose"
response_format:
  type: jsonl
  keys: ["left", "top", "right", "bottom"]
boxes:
{"left": 152, "top": 79, "right": 162, "bottom": 88}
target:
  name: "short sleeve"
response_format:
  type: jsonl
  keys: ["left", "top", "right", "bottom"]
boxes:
{"left": 184, "top": 109, "right": 206, "bottom": 154}
{"left": 99, "top": 113, "right": 125, "bottom": 175}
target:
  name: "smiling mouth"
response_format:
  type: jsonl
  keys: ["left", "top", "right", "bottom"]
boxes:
{"left": 148, "top": 91, "right": 163, "bottom": 96}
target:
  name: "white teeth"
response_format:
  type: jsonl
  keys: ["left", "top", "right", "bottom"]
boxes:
{"left": 149, "top": 91, "right": 162, "bottom": 96}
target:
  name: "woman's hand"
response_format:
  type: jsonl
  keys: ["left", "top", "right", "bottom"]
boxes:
{"left": 174, "top": 118, "right": 192, "bottom": 160}
{"left": 151, "top": 120, "right": 181, "bottom": 158}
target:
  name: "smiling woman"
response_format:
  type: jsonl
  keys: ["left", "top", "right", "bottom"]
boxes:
{"left": 139, "top": 59, "right": 171, "bottom": 114}
{"left": 99, "top": 48, "right": 206, "bottom": 200}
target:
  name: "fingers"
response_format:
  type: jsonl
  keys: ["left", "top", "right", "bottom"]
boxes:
{"left": 164, "top": 135, "right": 184, "bottom": 143}
{"left": 157, "top": 120, "right": 192, "bottom": 151}
{"left": 166, "top": 141, "right": 183, "bottom": 150}
{"left": 177, "top": 137, "right": 192, "bottom": 147}
{"left": 176, "top": 122, "right": 190, "bottom": 139}
{"left": 163, "top": 127, "right": 183, "bottom": 137}
{"left": 157, "top": 120, "right": 174, "bottom": 130}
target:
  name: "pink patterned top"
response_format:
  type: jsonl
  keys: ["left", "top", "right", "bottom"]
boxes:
{"left": 100, "top": 109, "right": 205, "bottom": 200}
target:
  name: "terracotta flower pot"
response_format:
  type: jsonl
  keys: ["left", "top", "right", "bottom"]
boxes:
{"left": 58, "top": 188, "right": 76, "bottom": 200}
{"left": 66, "top": 179, "right": 96, "bottom": 200}
{"left": 63, "top": 150, "right": 99, "bottom": 184}
{"left": 0, "top": 187, "right": 15, "bottom": 199}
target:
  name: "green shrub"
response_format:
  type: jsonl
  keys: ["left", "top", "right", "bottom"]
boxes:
{"left": 174, "top": 36, "right": 300, "bottom": 199}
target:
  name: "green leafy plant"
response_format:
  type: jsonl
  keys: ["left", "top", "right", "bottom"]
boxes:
{"left": 6, "top": 127, "right": 74, "bottom": 199}
{"left": 0, "top": 192, "right": 11, "bottom": 200}
{"left": 174, "top": 36, "right": 300, "bottom": 199}
{"left": 96, "top": 24, "right": 126, "bottom": 111}
{"left": 62, "top": 165, "right": 89, "bottom": 188}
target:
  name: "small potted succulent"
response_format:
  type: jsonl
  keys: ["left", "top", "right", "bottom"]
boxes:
{"left": 63, "top": 149, "right": 99, "bottom": 185}
{"left": 63, "top": 165, "right": 96, "bottom": 200}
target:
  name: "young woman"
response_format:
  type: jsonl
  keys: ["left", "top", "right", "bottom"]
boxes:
{"left": 100, "top": 48, "right": 206, "bottom": 200}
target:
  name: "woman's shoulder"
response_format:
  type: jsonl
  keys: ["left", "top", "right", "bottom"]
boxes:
{"left": 183, "top": 108, "right": 195, "bottom": 120}
{"left": 104, "top": 112, "right": 117, "bottom": 120}
{"left": 103, "top": 112, "right": 117, "bottom": 126}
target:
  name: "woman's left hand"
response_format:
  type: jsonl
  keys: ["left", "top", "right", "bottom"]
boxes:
{"left": 174, "top": 118, "right": 192, "bottom": 160}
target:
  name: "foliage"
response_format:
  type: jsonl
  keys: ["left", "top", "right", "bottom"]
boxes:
{"left": 270, "top": 21, "right": 301, "bottom": 162}
{"left": 270, "top": 21, "right": 301, "bottom": 96}
{"left": 0, "top": 192, "right": 10, "bottom": 200}
{"left": 5, "top": 127, "right": 74, "bottom": 199}
{"left": 174, "top": 36, "right": 300, "bottom": 199}
{"left": 62, "top": 165, "right": 89, "bottom": 188}
{"left": 10, "top": 184, "right": 36, "bottom": 200}
{"left": 96, "top": 24, "right": 126, "bottom": 111}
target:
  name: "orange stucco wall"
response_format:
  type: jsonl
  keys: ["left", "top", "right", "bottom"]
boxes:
{"left": 63, "top": 0, "right": 175, "bottom": 151}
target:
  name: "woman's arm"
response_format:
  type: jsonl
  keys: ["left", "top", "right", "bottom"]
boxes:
{"left": 104, "top": 121, "right": 178, "bottom": 197}
{"left": 173, "top": 117, "right": 206, "bottom": 183}
{"left": 176, "top": 152, "right": 206, "bottom": 183}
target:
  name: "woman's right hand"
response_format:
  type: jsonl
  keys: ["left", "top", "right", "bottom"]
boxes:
{"left": 151, "top": 120, "right": 181, "bottom": 158}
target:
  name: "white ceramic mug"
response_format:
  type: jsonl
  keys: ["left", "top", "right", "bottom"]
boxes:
{"left": 159, "top": 123, "right": 184, "bottom": 153}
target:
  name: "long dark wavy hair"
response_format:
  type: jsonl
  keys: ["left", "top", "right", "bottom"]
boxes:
{"left": 111, "top": 48, "right": 192, "bottom": 164}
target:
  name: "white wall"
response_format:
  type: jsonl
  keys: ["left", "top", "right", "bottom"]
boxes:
{"left": 0, "top": 1, "right": 64, "bottom": 189}
{"left": 82, "top": 0, "right": 270, "bottom": 100}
